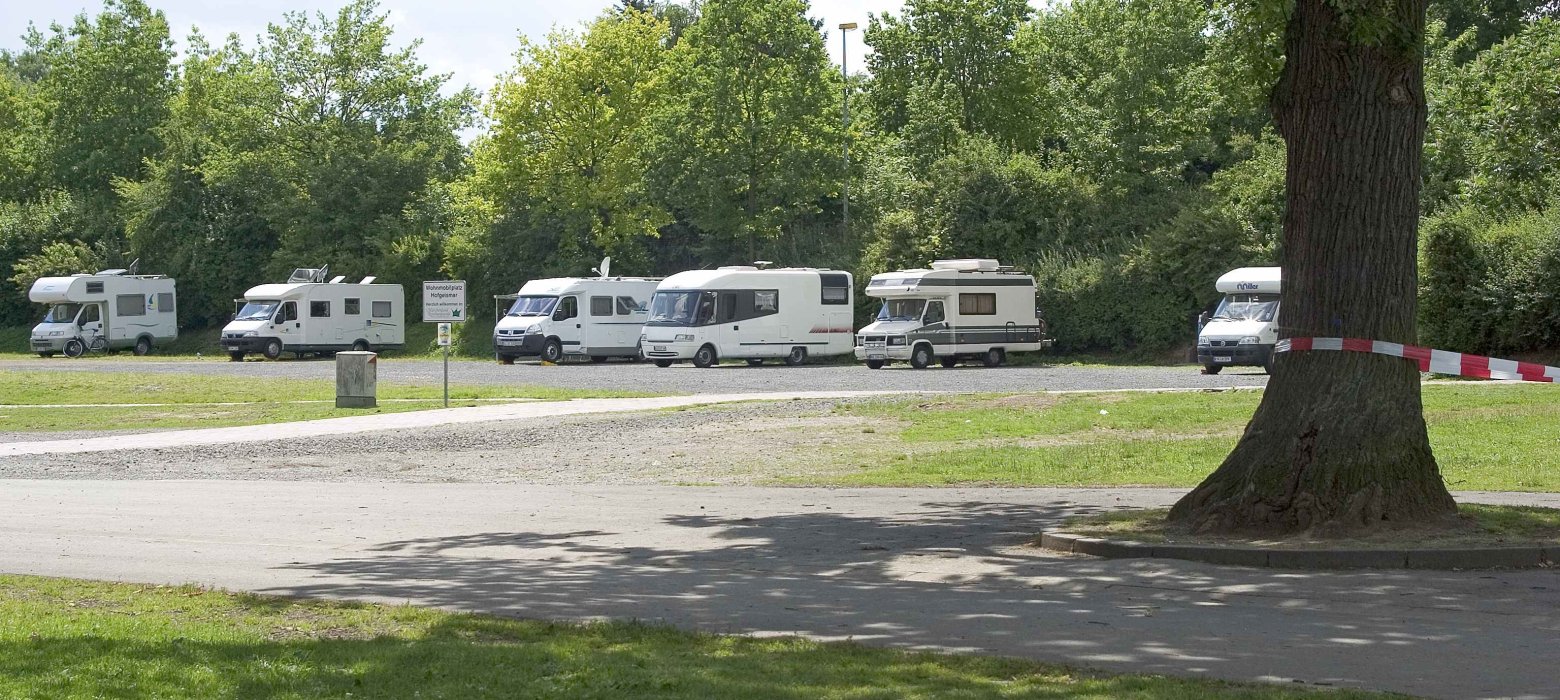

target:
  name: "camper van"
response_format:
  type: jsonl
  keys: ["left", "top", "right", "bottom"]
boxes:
{"left": 1197, "top": 266, "right": 1281, "bottom": 374}
{"left": 640, "top": 266, "right": 855, "bottom": 368}
{"left": 28, "top": 263, "right": 178, "bottom": 357}
{"left": 493, "top": 262, "right": 659, "bottom": 364}
{"left": 854, "top": 259, "right": 1050, "bottom": 369}
{"left": 221, "top": 267, "right": 405, "bottom": 361}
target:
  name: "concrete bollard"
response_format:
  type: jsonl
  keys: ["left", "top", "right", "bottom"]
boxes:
{"left": 335, "top": 351, "right": 378, "bottom": 408}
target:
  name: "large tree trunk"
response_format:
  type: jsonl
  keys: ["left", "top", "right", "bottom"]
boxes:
{"left": 1168, "top": 0, "right": 1456, "bottom": 535}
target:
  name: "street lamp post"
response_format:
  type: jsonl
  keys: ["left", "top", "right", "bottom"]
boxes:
{"left": 839, "top": 22, "right": 856, "bottom": 238}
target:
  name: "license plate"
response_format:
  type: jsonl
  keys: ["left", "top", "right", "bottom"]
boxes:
{"left": 1214, "top": 356, "right": 1232, "bottom": 363}
{"left": 653, "top": 345, "right": 667, "bottom": 352}
{"left": 867, "top": 353, "right": 886, "bottom": 360}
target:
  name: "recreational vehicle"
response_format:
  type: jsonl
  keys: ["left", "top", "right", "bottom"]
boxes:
{"left": 28, "top": 263, "right": 178, "bottom": 357}
{"left": 1196, "top": 266, "right": 1281, "bottom": 374}
{"left": 640, "top": 266, "right": 855, "bottom": 367}
{"left": 854, "top": 259, "right": 1050, "bottom": 369}
{"left": 493, "top": 261, "right": 659, "bottom": 364}
{"left": 221, "top": 267, "right": 405, "bottom": 360}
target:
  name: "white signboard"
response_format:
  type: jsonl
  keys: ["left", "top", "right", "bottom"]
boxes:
{"left": 422, "top": 280, "right": 466, "bottom": 322}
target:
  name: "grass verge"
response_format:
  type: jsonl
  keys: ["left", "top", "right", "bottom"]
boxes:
{"left": 0, "top": 575, "right": 1383, "bottom": 699}
{"left": 797, "top": 384, "right": 1560, "bottom": 492}
{"left": 0, "top": 371, "right": 658, "bottom": 433}
{"left": 1056, "top": 504, "right": 1560, "bottom": 550}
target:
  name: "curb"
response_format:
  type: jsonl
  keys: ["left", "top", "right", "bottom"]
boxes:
{"left": 1039, "top": 531, "right": 1555, "bottom": 570}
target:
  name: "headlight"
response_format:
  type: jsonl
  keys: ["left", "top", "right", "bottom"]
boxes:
{"left": 1239, "top": 336, "right": 1261, "bottom": 345}
{"left": 48, "top": 330, "right": 64, "bottom": 337}
{"left": 243, "top": 331, "right": 259, "bottom": 337}
{"left": 855, "top": 335, "right": 865, "bottom": 345}
{"left": 525, "top": 326, "right": 540, "bottom": 335}
{"left": 1197, "top": 336, "right": 1210, "bottom": 346}
{"left": 888, "top": 336, "right": 906, "bottom": 346}
{"left": 675, "top": 334, "right": 695, "bottom": 342}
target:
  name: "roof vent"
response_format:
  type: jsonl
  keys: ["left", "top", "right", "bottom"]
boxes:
{"left": 329, "top": 275, "right": 346, "bottom": 284}
{"left": 359, "top": 276, "right": 377, "bottom": 284}
{"left": 931, "top": 259, "right": 1000, "bottom": 272}
{"left": 717, "top": 266, "right": 759, "bottom": 272}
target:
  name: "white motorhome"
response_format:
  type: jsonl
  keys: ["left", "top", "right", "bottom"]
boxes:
{"left": 28, "top": 263, "right": 178, "bottom": 357}
{"left": 1197, "top": 266, "right": 1281, "bottom": 374}
{"left": 492, "top": 262, "right": 659, "bottom": 364}
{"left": 221, "top": 267, "right": 405, "bottom": 361}
{"left": 640, "top": 266, "right": 855, "bottom": 367}
{"left": 854, "top": 259, "right": 1050, "bottom": 369}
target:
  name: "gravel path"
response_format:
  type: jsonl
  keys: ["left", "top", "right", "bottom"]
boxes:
{"left": 0, "top": 399, "right": 905, "bottom": 483}
{"left": 0, "top": 357, "right": 1269, "bottom": 395}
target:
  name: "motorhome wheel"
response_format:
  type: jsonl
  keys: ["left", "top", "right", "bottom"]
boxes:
{"left": 1263, "top": 356, "right": 1276, "bottom": 375}
{"left": 983, "top": 348, "right": 1004, "bottom": 367}
{"left": 37, "top": 351, "right": 55, "bottom": 358}
{"left": 940, "top": 356, "right": 959, "bottom": 368}
{"left": 693, "top": 345, "right": 718, "bottom": 368}
{"left": 865, "top": 359, "right": 885, "bottom": 370}
{"left": 1203, "top": 364, "right": 1222, "bottom": 375}
{"left": 228, "top": 351, "right": 245, "bottom": 362}
{"left": 63, "top": 339, "right": 85, "bottom": 358}
{"left": 352, "top": 340, "right": 370, "bottom": 352}
{"left": 133, "top": 336, "right": 152, "bottom": 356}
{"left": 263, "top": 338, "right": 283, "bottom": 360}
{"left": 909, "top": 344, "right": 933, "bottom": 369}
{"left": 590, "top": 356, "right": 608, "bottom": 363}
{"left": 542, "top": 338, "right": 564, "bottom": 363}
{"left": 784, "top": 346, "right": 808, "bottom": 366}
{"left": 498, "top": 354, "right": 515, "bottom": 365}
{"left": 746, "top": 358, "right": 764, "bottom": 366}
{"left": 653, "top": 359, "right": 674, "bottom": 368}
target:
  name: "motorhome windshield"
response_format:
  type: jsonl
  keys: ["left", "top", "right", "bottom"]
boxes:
{"left": 43, "top": 303, "right": 81, "bottom": 323}
{"left": 235, "top": 301, "right": 280, "bottom": 322}
{"left": 506, "top": 295, "right": 558, "bottom": 317}
{"left": 647, "top": 290, "right": 715, "bottom": 326}
{"left": 876, "top": 299, "right": 927, "bottom": 322}
{"left": 1212, "top": 294, "right": 1280, "bottom": 322}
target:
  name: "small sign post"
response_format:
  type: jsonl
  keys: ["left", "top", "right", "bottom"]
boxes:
{"left": 423, "top": 281, "right": 466, "bottom": 408}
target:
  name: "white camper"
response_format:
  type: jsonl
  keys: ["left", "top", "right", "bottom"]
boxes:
{"left": 492, "top": 261, "right": 660, "bottom": 364}
{"left": 28, "top": 263, "right": 178, "bottom": 357}
{"left": 640, "top": 266, "right": 855, "bottom": 367}
{"left": 854, "top": 259, "right": 1050, "bottom": 369}
{"left": 1196, "top": 266, "right": 1281, "bottom": 374}
{"left": 221, "top": 267, "right": 405, "bottom": 360}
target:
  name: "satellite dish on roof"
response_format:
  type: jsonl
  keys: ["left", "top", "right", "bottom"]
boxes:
{"left": 753, "top": 260, "right": 774, "bottom": 269}
{"left": 592, "top": 256, "right": 612, "bottom": 279}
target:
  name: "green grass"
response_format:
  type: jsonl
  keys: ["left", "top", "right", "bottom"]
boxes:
{"left": 0, "top": 371, "right": 658, "bottom": 432}
{"left": 1058, "top": 504, "right": 1560, "bottom": 549}
{"left": 0, "top": 322, "right": 500, "bottom": 360}
{"left": 802, "top": 385, "right": 1560, "bottom": 492}
{"left": 0, "top": 575, "right": 1383, "bottom": 700}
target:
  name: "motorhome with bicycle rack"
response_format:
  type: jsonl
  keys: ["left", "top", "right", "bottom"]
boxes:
{"left": 854, "top": 259, "right": 1050, "bottom": 369}
{"left": 640, "top": 265, "right": 855, "bottom": 367}
{"left": 1196, "top": 266, "right": 1281, "bottom": 374}
{"left": 492, "top": 259, "right": 659, "bottom": 364}
{"left": 28, "top": 261, "right": 178, "bottom": 358}
{"left": 221, "top": 266, "right": 404, "bottom": 360}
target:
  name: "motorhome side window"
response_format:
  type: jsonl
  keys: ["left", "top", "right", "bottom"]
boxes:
{"left": 924, "top": 301, "right": 945, "bottom": 324}
{"left": 959, "top": 293, "right": 997, "bottom": 315}
{"left": 590, "top": 296, "right": 614, "bottom": 317}
{"left": 721, "top": 293, "right": 738, "bottom": 322}
{"left": 372, "top": 301, "right": 391, "bottom": 318}
{"left": 820, "top": 273, "right": 850, "bottom": 305}
{"left": 310, "top": 301, "right": 330, "bottom": 318}
{"left": 555, "top": 296, "right": 578, "bottom": 320}
{"left": 615, "top": 296, "right": 641, "bottom": 315}
{"left": 345, "top": 298, "right": 360, "bottom": 315}
{"left": 81, "top": 304, "right": 100, "bottom": 323}
{"left": 278, "top": 302, "right": 297, "bottom": 322}
{"left": 157, "top": 293, "right": 174, "bottom": 313}
{"left": 116, "top": 294, "right": 146, "bottom": 316}
{"left": 754, "top": 291, "right": 778, "bottom": 313}
{"left": 86, "top": 281, "right": 104, "bottom": 294}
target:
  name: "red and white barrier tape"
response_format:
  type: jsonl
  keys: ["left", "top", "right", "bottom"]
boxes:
{"left": 1276, "top": 337, "right": 1560, "bottom": 383}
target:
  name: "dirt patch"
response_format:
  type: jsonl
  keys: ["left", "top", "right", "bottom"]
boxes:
{"left": 1057, "top": 505, "right": 1560, "bottom": 549}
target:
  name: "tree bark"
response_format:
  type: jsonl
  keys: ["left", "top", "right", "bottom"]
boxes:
{"left": 1168, "top": 0, "right": 1457, "bottom": 535}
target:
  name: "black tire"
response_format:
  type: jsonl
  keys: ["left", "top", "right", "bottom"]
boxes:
{"left": 940, "top": 356, "right": 959, "bottom": 368}
{"left": 228, "top": 351, "right": 245, "bottom": 362}
{"left": 746, "top": 358, "right": 765, "bottom": 366}
{"left": 692, "top": 344, "right": 718, "bottom": 368}
{"left": 590, "top": 356, "right": 608, "bottom": 363}
{"left": 865, "top": 359, "right": 885, "bottom": 370}
{"left": 263, "top": 338, "right": 284, "bottom": 360}
{"left": 784, "top": 346, "right": 808, "bottom": 366}
{"left": 352, "top": 340, "right": 370, "bottom": 352}
{"left": 63, "top": 339, "right": 85, "bottom": 358}
{"left": 498, "top": 354, "right": 515, "bottom": 365}
{"left": 542, "top": 338, "right": 564, "bottom": 363}
{"left": 1263, "top": 357, "right": 1276, "bottom": 375}
{"left": 983, "top": 348, "right": 1004, "bottom": 368}
{"left": 1203, "top": 364, "right": 1223, "bottom": 375}
{"left": 909, "top": 344, "right": 933, "bottom": 370}
{"left": 653, "top": 359, "right": 674, "bottom": 368}
{"left": 37, "top": 351, "right": 55, "bottom": 358}
{"left": 133, "top": 336, "right": 152, "bottom": 356}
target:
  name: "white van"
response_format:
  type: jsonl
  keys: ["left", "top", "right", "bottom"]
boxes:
{"left": 493, "top": 273, "right": 659, "bottom": 364}
{"left": 854, "top": 259, "right": 1050, "bottom": 369}
{"left": 641, "top": 266, "right": 855, "bottom": 367}
{"left": 28, "top": 264, "right": 178, "bottom": 357}
{"left": 1196, "top": 266, "right": 1281, "bottom": 374}
{"left": 221, "top": 267, "right": 405, "bottom": 360}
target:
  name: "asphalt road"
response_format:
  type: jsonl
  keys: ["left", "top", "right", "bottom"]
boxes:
{"left": 3, "top": 480, "right": 1555, "bottom": 700}
{"left": 0, "top": 357, "right": 1269, "bottom": 394}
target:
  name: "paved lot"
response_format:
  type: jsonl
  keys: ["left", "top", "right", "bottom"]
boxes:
{"left": 0, "top": 357, "right": 1269, "bottom": 394}
{"left": 3, "top": 479, "right": 1555, "bottom": 699}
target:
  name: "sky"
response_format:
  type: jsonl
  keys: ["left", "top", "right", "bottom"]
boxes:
{"left": 2, "top": 0, "right": 901, "bottom": 100}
